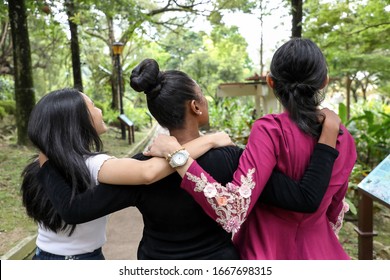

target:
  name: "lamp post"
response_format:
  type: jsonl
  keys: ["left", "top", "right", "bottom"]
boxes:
{"left": 112, "top": 42, "right": 125, "bottom": 139}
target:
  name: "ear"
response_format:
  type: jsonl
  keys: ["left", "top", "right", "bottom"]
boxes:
{"left": 266, "top": 74, "right": 275, "bottom": 89}
{"left": 189, "top": 100, "right": 199, "bottom": 114}
{"left": 320, "top": 75, "right": 329, "bottom": 89}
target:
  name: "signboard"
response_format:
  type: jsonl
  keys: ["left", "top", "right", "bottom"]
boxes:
{"left": 117, "top": 114, "right": 135, "bottom": 144}
{"left": 216, "top": 81, "right": 280, "bottom": 115}
{"left": 118, "top": 114, "right": 133, "bottom": 127}
{"left": 217, "top": 82, "right": 268, "bottom": 97}
{"left": 358, "top": 154, "right": 390, "bottom": 207}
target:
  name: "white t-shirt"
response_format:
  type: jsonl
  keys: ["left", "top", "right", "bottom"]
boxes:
{"left": 36, "top": 154, "right": 112, "bottom": 255}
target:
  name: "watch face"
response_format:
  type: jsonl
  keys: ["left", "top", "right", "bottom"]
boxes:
{"left": 173, "top": 151, "right": 187, "bottom": 165}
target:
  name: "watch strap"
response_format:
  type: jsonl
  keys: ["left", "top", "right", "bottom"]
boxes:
{"left": 165, "top": 147, "right": 185, "bottom": 162}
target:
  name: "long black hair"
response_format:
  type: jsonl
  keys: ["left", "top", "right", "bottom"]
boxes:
{"left": 21, "top": 88, "right": 103, "bottom": 234}
{"left": 270, "top": 38, "right": 328, "bottom": 137}
{"left": 130, "top": 58, "right": 200, "bottom": 130}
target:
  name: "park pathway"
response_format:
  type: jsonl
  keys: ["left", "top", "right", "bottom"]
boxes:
{"left": 103, "top": 207, "right": 143, "bottom": 259}
{"left": 102, "top": 124, "right": 169, "bottom": 260}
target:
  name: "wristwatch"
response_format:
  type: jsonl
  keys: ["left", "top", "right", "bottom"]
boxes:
{"left": 166, "top": 148, "right": 190, "bottom": 168}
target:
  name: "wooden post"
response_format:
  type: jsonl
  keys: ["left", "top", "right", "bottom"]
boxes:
{"left": 354, "top": 190, "right": 377, "bottom": 260}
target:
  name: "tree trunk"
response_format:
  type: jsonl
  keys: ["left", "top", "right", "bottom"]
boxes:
{"left": 65, "top": 0, "right": 83, "bottom": 91}
{"left": 259, "top": 0, "right": 264, "bottom": 75}
{"left": 291, "top": 0, "right": 303, "bottom": 38}
{"left": 8, "top": 0, "right": 35, "bottom": 146}
{"left": 346, "top": 75, "right": 352, "bottom": 120}
{"left": 108, "top": 17, "right": 119, "bottom": 110}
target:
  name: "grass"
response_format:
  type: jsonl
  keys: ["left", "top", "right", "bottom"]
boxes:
{"left": 0, "top": 116, "right": 37, "bottom": 255}
{"left": 0, "top": 115, "right": 150, "bottom": 257}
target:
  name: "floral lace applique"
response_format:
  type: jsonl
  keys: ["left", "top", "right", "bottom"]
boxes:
{"left": 185, "top": 168, "right": 256, "bottom": 234}
{"left": 329, "top": 199, "right": 349, "bottom": 237}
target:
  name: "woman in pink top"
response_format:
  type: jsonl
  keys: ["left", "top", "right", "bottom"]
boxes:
{"left": 146, "top": 38, "right": 357, "bottom": 259}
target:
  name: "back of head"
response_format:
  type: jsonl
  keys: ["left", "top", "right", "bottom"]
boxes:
{"left": 24, "top": 88, "right": 102, "bottom": 234}
{"left": 270, "top": 38, "right": 328, "bottom": 137}
{"left": 28, "top": 88, "right": 102, "bottom": 157}
{"left": 130, "top": 58, "right": 198, "bottom": 130}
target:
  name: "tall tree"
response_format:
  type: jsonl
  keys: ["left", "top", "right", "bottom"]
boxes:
{"left": 291, "top": 0, "right": 303, "bottom": 37}
{"left": 65, "top": 0, "right": 83, "bottom": 91}
{"left": 304, "top": 0, "right": 390, "bottom": 118}
{"left": 0, "top": 6, "right": 12, "bottom": 76}
{"left": 8, "top": 0, "right": 35, "bottom": 145}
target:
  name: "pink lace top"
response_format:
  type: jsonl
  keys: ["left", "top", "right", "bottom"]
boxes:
{"left": 181, "top": 112, "right": 357, "bottom": 259}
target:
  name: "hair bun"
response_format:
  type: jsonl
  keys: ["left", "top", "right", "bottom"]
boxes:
{"left": 130, "top": 59, "right": 162, "bottom": 99}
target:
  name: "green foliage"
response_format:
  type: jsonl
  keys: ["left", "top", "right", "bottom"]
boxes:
{"left": 304, "top": 0, "right": 390, "bottom": 98}
{"left": 123, "top": 106, "right": 150, "bottom": 131}
{"left": 0, "top": 106, "right": 5, "bottom": 119}
{"left": 345, "top": 99, "right": 390, "bottom": 215}
{"left": 346, "top": 100, "right": 390, "bottom": 168}
{"left": 93, "top": 98, "right": 150, "bottom": 131}
{"left": 0, "top": 100, "right": 16, "bottom": 115}
{"left": 338, "top": 102, "right": 348, "bottom": 124}
{"left": 208, "top": 96, "right": 256, "bottom": 146}
{"left": 344, "top": 197, "right": 357, "bottom": 216}
{"left": 0, "top": 76, "right": 14, "bottom": 100}
{"left": 27, "top": 8, "right": 73, "bottom": 97}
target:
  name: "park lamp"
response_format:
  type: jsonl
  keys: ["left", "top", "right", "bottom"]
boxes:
{"left": 112, "top": 42, "right": 124, "bottom": 55}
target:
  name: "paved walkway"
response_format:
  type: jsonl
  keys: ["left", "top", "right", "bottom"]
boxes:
{"left": 103, "top": 207, "right": 143, "bottom": 260}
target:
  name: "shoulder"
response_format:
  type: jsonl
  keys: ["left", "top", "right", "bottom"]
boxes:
{"left": 251, "top": 113, "right": 289, "bottom": 134}
{"left": 85, "top": 153, "right": 114, "bottom": 168}
{"left": 246, "top": 113, "right": 290, "bottom": 148}
{"left": 85, "top": 153, "right": 115, "bottom": 184}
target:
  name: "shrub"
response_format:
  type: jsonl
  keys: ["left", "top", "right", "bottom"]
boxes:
{"left": 0, "top": 100, "right": 16, "bottom": 115}
{"left": 341, "top": 99, "right": 390, "bottom": 215}
{"left": 0, "top": 106, "right": 5, "bottom": 120}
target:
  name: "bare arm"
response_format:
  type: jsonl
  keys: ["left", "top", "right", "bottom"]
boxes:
{"left": 37, "top": 132, "right": 233, "bottom": 185}
{"left": 97, "top": 132, "right": 234, "bottom": 185}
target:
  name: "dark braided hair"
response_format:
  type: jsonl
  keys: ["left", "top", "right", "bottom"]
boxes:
{"left": 270, "top": 38, "right": 328, "bottom": 137}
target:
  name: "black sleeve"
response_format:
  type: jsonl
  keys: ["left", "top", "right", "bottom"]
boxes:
{"left": 37, "top": 162, "right": 142, "bottom": 224}
{"left": 260, "top": 143, "right": 339, "bottom": 213}
{"left": 196, "top": 146, "right": 243, "bottom": 185}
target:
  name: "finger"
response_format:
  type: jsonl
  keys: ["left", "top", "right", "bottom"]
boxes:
{"left": 143, "top": 145, "right": 151, "bottom": 155}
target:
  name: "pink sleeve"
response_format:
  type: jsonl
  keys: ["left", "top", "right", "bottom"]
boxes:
{"left": 181, "top": 117, "right": 280, "bottom": 233}
{"left": 327, "top": 129, "right": 356, "bottom": 236}
{"left": 327, "top": 181, "right": 349, "bottom": 236}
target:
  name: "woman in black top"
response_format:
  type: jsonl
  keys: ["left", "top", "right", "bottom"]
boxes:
{"left": 37, "top": 59, "right": 341, "bottom": 259}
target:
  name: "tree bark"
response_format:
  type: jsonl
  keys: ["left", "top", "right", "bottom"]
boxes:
{"left": 8, "top": 0, "right": 35, "bottom": 146}
{"left": 65, "top": 0, "right": 83, "bottom": 91}
{"left": 108, "top": 16, "right": 119, "bottom": 110}
{"left": 259, "top": 0, "right": 264, "bottom": 75}
{"left": 291, "top": 0, "right": 303, "bottom": 38}
{"left": 346, "top": 75, "right": 352, "bottom": 120}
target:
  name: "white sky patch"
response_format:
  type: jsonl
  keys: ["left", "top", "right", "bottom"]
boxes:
{"left": 193, "top": 0, "right": 291, "bottom": 73}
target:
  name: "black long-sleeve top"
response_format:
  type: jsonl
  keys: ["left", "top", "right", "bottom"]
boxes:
{"left": 37, "top": 143, "right": 338, "bottom": 259}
